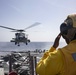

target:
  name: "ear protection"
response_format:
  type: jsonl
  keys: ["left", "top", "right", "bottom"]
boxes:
{"left": 60, "top": 23, "right": 73, "bottom": 35}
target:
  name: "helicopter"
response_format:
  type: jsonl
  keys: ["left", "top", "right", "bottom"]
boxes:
{"left": 0, "top": 22, "right": 41, "bottom": 46}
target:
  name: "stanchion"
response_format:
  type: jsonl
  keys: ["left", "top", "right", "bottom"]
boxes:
{"left": 9, "top": 54, "right": 12, "bottom": 73}
{"left": 34, "top": 56, "right": 37, "bottom": 75}
{"left": 28, "top": 51, "right": 38, "bottom": 75}
{"left": 30, "top": 56, "right": 34, "bottom": 75}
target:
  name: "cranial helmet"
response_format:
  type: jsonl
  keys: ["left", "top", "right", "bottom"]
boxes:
{"left": 60, "top": 14, "right": 76, "bottom": 41}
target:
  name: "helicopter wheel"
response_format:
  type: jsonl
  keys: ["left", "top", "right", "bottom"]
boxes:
{"left": 18, "top": 44, "right": 20, "bottom": 46}
{"left": 28, "top": 39, "right": 30, "bottom": 42}
{"left": 15, "top": 42, "right": 17, "bottom": 45}
{"left": 26, "top": 42, "right": 28, "bottom": 45}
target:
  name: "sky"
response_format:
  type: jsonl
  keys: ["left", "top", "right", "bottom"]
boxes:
{"left": 0, "top": 0, "right": 76, "bottom": 42}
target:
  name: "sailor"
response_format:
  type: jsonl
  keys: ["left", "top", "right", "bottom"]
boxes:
{"left": 36, "top": 14, "right": 76, "bottom": 75}
{"left": 8, "top": 71, "right": 18, "bottom": 75}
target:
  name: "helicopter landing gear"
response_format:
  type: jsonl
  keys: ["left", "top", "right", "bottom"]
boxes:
{"left": 17, "top": 42, "right": 20, "bottom": 46}
{"left": 25, "top": 39, "right": 30, "bottom": 45}
{"left": 15, "top": 42, "right": 20, "bottom": 46}
{"left": 18, "top": 44, "right": 20, "bottom": 46}
{"left": 27, "top": 39, "right": 30, "bottom": 42}
{"left": 15, "top": 42, "right": 17, "bottom": 45}
{"left": 26, "top": 42, "right": 28, "bottom": 45}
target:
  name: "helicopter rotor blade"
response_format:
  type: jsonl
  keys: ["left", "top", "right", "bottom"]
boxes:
{"left": 0, "top": 22, "right": 41, "bottom": 32}
{"left": 0, "top": 25, "right": 18, "bottom": 31}
{"left": 24, "top": 22, "right": 41, "bottom": 30}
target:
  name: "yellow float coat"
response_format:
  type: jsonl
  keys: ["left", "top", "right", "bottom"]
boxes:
{"left": 36, "top": 40, "right": 76, "bottom": 75}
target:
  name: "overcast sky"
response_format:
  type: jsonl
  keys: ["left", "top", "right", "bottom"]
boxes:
{"left": 0, "top": 0, "right": 76, "bottom": 42}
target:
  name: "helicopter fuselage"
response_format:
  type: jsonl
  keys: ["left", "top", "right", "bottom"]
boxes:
{"left": 10, "top": 32, "right": 30, "bottom": 46}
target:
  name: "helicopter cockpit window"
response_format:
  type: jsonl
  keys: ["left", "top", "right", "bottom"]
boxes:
{"left": 15, "top": 33, "right": 25, "bottom": 39}
{"left": 15, "top": 33, "right": 19, "bottom": 38}
{"left": 19, "top": 33, "right": 25, "bottom": 37}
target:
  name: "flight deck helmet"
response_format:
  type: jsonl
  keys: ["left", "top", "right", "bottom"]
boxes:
{"left": 60, "top": 14, "right": 76, "bottom": 42}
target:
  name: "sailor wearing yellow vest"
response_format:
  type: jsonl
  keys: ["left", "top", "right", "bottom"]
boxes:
{"left": 36, "top": 14, "right": 76, "bottom": 75}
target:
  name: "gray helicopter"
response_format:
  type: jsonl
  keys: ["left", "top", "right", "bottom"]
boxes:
{"left": 0, "top": 22, "right": 41, "bottom": 46}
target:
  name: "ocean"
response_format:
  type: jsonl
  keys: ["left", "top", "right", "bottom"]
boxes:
{"left": 0, "top": 42, "right": 66, "bottom": 51}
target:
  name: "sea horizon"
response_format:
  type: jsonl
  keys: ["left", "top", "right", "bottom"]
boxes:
{"left": 0, "top": 41, "right": 66, "bottom": 51}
